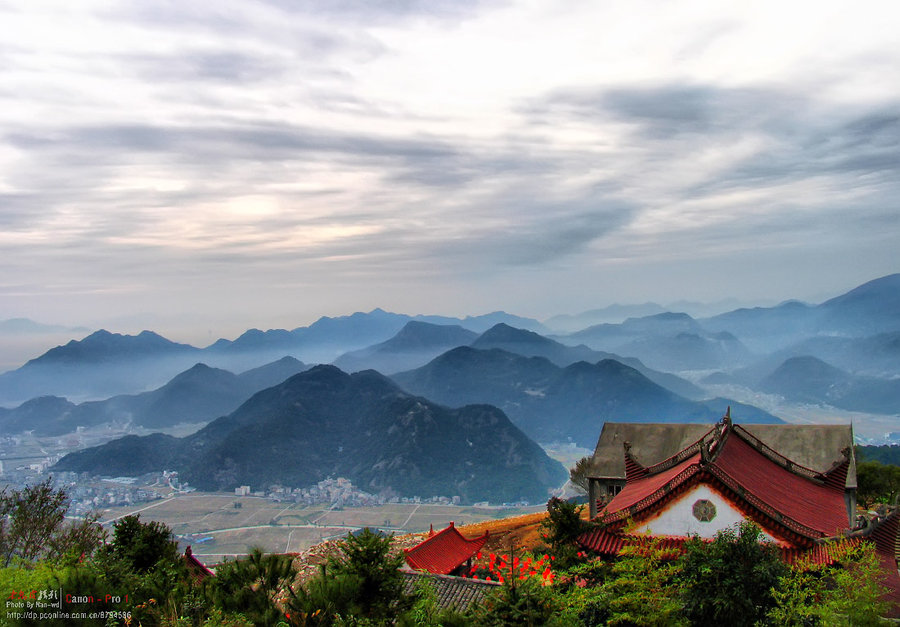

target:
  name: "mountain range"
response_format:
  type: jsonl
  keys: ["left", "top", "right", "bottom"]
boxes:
{"left": 3, "top": 272, "right": 898, "bottom": 446}
{"left": 0, "top": 311, "right": 546, "bottom": 405}
{"left": 0, "top": 357, "right": 309, "bottom": 436}
{"left": 391, "top": 347, "right": 779, "bottom": 448}
{"left": 53, "top": 366, "right": 566, "bottom": 504}
{"left": 756, "top": 356, "right": 900, "bottom": 415}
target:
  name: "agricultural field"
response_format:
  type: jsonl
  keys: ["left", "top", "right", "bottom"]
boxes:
{"left": 98, "top": 493, "right": 543, "bottom": 561}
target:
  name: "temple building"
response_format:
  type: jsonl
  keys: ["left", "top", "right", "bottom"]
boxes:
{"left": 403, "top": 522, "right": 490, "bottom": 577}
{"left": 577, "top": 411, "right": 900, "bottom": 614}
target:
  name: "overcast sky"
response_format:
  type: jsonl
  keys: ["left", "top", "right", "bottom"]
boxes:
{"left": 1, "top": 0, "right": 898, "bottom": 344}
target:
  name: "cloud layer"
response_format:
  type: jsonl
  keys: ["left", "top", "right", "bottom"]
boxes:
{"left": 1, "top": 0, "right": 898, "bottom": 338}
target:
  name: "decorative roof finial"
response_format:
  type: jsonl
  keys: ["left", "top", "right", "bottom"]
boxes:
{"left": 723, "top": 406, "right": 732, "bottom": 426}
{"left": 623, "top": 441, "right": 632, "bottom": 453}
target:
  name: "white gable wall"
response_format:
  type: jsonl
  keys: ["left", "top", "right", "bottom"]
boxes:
{"left": 632, "top": 483, "right": 782, "bottom": 544}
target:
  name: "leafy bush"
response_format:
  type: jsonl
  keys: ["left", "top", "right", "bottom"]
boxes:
{"left": 766, "top": 540, "right": 890, "bottom": 626}
{"left": 857, "top": 461, "right": 900, "bottom": 508}
{"left": 207, "top": 548, "right": 295, "bottom": 626}
{"left": 597, "top": 539, "right": 686, "bottom": 627}
{"left": 677, "top": 521, "right": 786, "bottom": 626}
{"left": 286, "top": 528, "right": 411, "bottom": 625}
{"left": 469, "top": 576, "right": 562, "bottom": 626}
{"left": 539, "top": 497, "right": 591, "bottom": 569}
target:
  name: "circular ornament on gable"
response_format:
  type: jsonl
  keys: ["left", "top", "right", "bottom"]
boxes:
{"left": 692, "top": 499, "right": 716, "bottom": 522}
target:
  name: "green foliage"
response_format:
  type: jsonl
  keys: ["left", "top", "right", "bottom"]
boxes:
{"left": 207, "top": 547, "right": 295, "bottom": 626}
{"left": 100, "top": 514, "right": 179, "bottom": 573}
{"left": 287, "top": 565, "right": 361, "bottom": 626}
{"left": 396, "top": 578, "right": 469, "bottom": 627}
{"left": 766, "top": 541, "right": 890, "bottom": 626}
{"left": 765, "top": 566, "right": 824, "bottom": 627}
{"left": 561, "top": 558, "right": 612, "bottom": 589}
{"left": 553, "top": 585, "right": 606, "bottom": 627}
{"left": 0, "top": 479, "right": 104, "bottom": 567}
{"left": 856, "top": 461, "right": 900, "bottom": 508}
{"left": 820, "top": 541, "right": 889, "bottom": 626}
{"left": 596, "top": 540, "right": 686, "bottom": 627}
{"left": 540, "top": 497, "right": 589, "bottom": 569}
{"left": 857, "top": 445, "right": 900, "bottom": 466}
{"left": 325, "top": 529, "right": 410, "bottom": 622}
{"left": 286, "top": 529, "right": 412, "bottom": 625}
{"left": 0, "top": 561, "right": 64, "bottom": 625}
{"left": 677, "top": 521, "right": 787, "bottom": 627}
{"left": 469, "top": 576, "right": 562, "bottom": 626}
{"left": 88, "top": 514, "right": 198, "bottom": 625}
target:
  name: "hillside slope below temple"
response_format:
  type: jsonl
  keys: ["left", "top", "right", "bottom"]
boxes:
{"left": 54, "top": 365, "right": 566, "bottom": 504}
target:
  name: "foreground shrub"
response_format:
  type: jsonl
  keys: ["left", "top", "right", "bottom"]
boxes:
{"left": 470, "top": 576, "right": 562, "bottom": 626}
{"left": 678, "top": 521, "right": 786, "bottom": 626}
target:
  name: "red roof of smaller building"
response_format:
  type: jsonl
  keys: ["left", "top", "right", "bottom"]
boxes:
{"left": 184, "top": 546, "right": 215, "bottom": 582}
{"left": 404, "top": 522, "right": 489, "bottom": 575}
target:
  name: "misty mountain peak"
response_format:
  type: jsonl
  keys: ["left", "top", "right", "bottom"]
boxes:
{"left": 474, "top": 323, "right": 548, "bottom": 345}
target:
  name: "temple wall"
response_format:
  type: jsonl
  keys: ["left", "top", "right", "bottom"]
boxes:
{"left": 632, "top": 483, "right": 780, "bottom": 543}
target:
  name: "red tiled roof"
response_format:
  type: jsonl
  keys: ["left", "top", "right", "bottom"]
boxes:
{"left": 859, "top": 510, "right": 900, "bottom": 616}
{"left": 184, "top": 546, "right": 214, "bottom": 582}
{"left": 712, "top": 431, "right": 848, "bottom": 538}
{"left": 577, "top": 528, "right": 689, "bottom": 559}
{"left": 404, "top": 522, "right": 489, "bottom": 575}
{"left": 579, "top": 529, "right": 860, "bottom": 567}
{"left": 603, "top": 452, "right": 701, "bottom": 519}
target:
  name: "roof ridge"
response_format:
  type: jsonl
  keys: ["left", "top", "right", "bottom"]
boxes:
{"left": 623, "top": 441, "right": 649, "bottom": 480}
{"left": 820, "top": 455, "right": 851, "bottom": 492}
{"left": 642, "top": 425, "right": 716, "bottom": 475}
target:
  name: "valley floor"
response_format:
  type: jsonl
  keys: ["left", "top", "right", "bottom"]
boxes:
{"left": 97, "top": 493, "right": 544, "bottom": 561}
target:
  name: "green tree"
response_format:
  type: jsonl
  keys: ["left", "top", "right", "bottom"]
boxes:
{"left": 207, "top": 547, "right": 295, "bottom": 627}
{"left": 766, "top": 540, "right": 890, "bottom": 626}
{"left": 469, "top": 576, "right": 561, "bottom": 626}
{"left": 820, "top": 541, "right": 889, "bottom": 626}
{"left": 678, "top": 520, "right": 786, "bottom": 627}
{"left": 540, "top": 497, "right": 590, "bottom": 569}
{"left": 325, "top": 528, "right": 410, "bottom": 622}
{"left": 857, "top": 461, "right": 900, "bottom": 508}
{"left": 597, "top": 539, "right": 686, "bottom": 627}
{"left": 0, "top": 479, "right": 104, "bottom": 566}
{"left": 101, "top": 514, "right": 179, "bottom": 573}
{"left": 91, "top": 514, "right": 197, "bottom": 625}
{"left": 397, "top": 578, "right": 469, "bottom": 627}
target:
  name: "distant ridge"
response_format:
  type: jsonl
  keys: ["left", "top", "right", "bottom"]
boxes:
{"left": 0, "top": 357, "right": 309, "bottom": 435}
{"left": 392, "top": 347, "right": 779, "bottom": 447}
{"left": 334, "top": 321, "right": 478, "bottom": 374}
{"left": 54, "top": 365, "right": 566, "bottom": 504}
{"left": 0, "top": 318, "right": 91, "bottom": 335}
